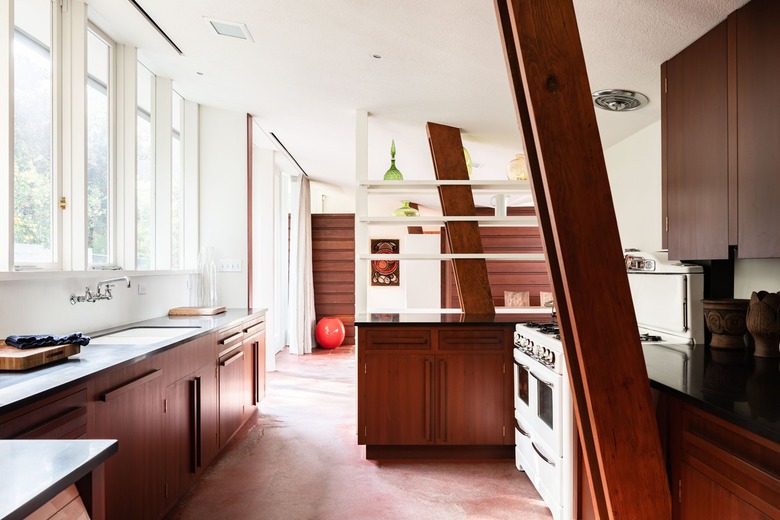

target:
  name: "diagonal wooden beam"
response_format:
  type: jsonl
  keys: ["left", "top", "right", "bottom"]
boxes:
{"left": 494, "top": 1, "right": 671, "bottom": 518}
{"left": 427, "top": 123, "right": 495, "bottom": 315}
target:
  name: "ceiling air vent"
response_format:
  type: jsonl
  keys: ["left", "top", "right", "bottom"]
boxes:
{"left": 592, "top": 89, "right": 649, "bottom": 112}
{"left": 204, "top": 17, "right": 254, "bottom": 42}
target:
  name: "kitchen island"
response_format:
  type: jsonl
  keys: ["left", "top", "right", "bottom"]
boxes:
{"left": 355, "top": 313, "right": 548, "bottom": 460}
{"left": 0, "top": 439, "right": 117, "bottom": 520}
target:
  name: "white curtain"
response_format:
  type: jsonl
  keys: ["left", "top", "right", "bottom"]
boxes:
{"left": 287, "top": 176, "right": 316, "bottom": 355}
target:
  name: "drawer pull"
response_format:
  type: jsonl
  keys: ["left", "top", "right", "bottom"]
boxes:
{"left": 244, "top": 323, "right": 265, "bottom": 336}
{"left": 219, "top": 332, "right": 243, "bottom": 346}
{"left": 221, "top": 350, "right": 244, "bottom": 367}
{"left": 102, "top": 369, "right": 162, "bottom": 402}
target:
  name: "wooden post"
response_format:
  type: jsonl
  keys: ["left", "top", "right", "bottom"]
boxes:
{"left": 494, "top": 1, "right": 672, "bottom": 518}
{"left": 427, "top": 122, "right": 494, "bottom": 315}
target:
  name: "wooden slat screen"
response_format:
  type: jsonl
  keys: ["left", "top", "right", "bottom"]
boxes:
{"left": 441, "top": 207, "right": 551, "bottom": 309}
{"left": 312, "top": 214, "right": 356, "bottom": 345}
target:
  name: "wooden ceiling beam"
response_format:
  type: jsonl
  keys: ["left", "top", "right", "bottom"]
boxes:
{"left": 493, "top": 1, "right": 671, "bottom": 518}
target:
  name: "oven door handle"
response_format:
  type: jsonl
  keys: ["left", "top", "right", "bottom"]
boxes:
{"left": 530, "top": 371, "right": 554, "bottom": 388}
{"left": 514, "top": 418, "right": 530, "bottom": 438}
{"left": 513, "top": 359, "right": 530, "bottom": 371}
{"left": 532, "top": 442, "right": 556, "bottom": 467}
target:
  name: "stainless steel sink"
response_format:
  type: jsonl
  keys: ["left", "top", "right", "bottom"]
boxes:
{"left": 89, "top": 326, "right": 201, "bottom": 345}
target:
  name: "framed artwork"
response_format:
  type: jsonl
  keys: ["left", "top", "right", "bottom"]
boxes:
{"left": 370, "top": 239, "right": 399, "bottom": 286}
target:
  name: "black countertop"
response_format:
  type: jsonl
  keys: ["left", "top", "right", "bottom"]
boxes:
{"left": 0, "top": 439, "right": 118, "bottom": 520}
{"left": 645, "top": 342, "right": 780, "bottom": 444}
{"left": 0, "top": 308, "right": 266, "bottom": 413}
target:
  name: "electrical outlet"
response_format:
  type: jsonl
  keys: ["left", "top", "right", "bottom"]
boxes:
{"left": 137, "top": 283, "right": 147, "bottom": 295}
{"left": 218, "top": 259, "right": 242, "bottom": 272}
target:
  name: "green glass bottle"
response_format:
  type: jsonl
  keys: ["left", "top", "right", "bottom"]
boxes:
{"left": 383, "top": 139, "right": 404, "bottom": 180}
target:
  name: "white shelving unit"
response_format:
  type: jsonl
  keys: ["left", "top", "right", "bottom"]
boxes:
{"left": 355, "top": 178, "right": 541, "bottom": 314}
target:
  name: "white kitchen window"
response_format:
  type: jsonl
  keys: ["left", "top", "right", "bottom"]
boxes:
{"left": 136, "top": 62, "right": 155, "bottom": 270}
{"left": 86, "top": 26, "right": 115, "bottom": 267}
{"left": 171, "top": 90, "right": 184, "bottom": 270}
{"left": 12, "top": 0, "right": 57, "bottom": 269}
{"left": 0, "top": 0, "right": 198, "bottom": 275}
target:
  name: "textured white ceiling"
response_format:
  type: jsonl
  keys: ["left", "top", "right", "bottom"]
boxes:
{"left": 88, "top": 0, "right": 749, "bottom": 195}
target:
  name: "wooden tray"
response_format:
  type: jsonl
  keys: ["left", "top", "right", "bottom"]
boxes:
{"left": 168, "top": 306, "right": 226, "bottom": 316}
{"left": 0, "top": 341, "right": 81, "bottom": 371}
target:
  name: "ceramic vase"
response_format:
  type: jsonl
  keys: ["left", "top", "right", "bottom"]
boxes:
{"left": 746, "top": 291, "right": 780, "bottom": 358}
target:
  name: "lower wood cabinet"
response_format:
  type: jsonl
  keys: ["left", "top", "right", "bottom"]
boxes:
{"left": 667, "top": 397, "right": 780, "bottom": 519}
{"left": 90, "top": 359, "right": 164, "bottom": 520}
{"left": 0, "top": 384, "right": 87, "bottom": 440}
{"left": 358, "top": 324, "right": 512, "bottom": 458}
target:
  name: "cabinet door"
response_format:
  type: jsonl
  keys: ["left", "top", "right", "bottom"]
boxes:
{"left": 737, "top": 0, "right": 780, "bottom": 258}
{"left": 680, "top": 462, "right": 769, "bottom": 520}
{"left": 92, "top": 365, "right": 163, "bottom": 520}
{"left": 664, "top": 21, "right": 730, "bottom": 260}
{"left": 218, "top": 346, "right": 245, "bottom": 447}
{"left": 162, "top": 363, "right": 218, "bottom": 512}
{"left": 364, "top": 353, "right": 434, "bottom": 445}
{"left": 436, "top": 353, "right": 505, "bottom": 445}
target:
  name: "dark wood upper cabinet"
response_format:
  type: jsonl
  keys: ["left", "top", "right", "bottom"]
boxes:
{"left": 663, "top": 20, "right": 730, "bottom": 260}
{"left": 737, "top": 0, "right": 780, "bottom": 258}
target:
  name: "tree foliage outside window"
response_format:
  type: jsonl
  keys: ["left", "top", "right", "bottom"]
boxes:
{"left": 13, "top": 27, "right": 54, "bottom": 264}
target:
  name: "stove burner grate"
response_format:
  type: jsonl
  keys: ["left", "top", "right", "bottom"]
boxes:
{"left": 639, "top": 333, "right": 663, "bottom": 342}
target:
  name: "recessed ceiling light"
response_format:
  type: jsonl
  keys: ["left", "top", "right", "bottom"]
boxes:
{"left": 372, "top": 54, "right": 382, "bottom": 59}
{"left": 204, "top": 17, "right": 254, "bottom": 42}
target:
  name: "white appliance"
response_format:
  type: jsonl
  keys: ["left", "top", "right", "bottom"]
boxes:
{"left": 512, "top": 250, "right": 704, "bottom": 519}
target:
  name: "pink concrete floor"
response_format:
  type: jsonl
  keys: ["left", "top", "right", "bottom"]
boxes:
{"left": 166, "top": 345, "right": 553, "bottom": 520}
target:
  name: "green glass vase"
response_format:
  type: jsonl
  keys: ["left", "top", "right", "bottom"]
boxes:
{"left": 392, "top": 200, "right": 420, "bottom": 217}
{"left": 383, "top": 139, "right": 404, "bottom": 180}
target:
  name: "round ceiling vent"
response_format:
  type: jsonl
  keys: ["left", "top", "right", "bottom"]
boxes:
{"left": 592, "top": 89, "right": 649, "bottom": 112}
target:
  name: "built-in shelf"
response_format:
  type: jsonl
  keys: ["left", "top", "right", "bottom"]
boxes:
{"left": 358, "top": 216, "right": 538, "bottom": 226}
{"left": 360, "top": 253, "right": 545, "bottom": 261}
{"left": 361, "top": 180, "right": 531, "bottom": 192}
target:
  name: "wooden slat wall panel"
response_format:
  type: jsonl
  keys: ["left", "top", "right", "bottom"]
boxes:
{"left": 312, "top": 214, "right": 356, "bottom": 345}
{"left": 441, "top": 207, "right": 552, "bottom": 309}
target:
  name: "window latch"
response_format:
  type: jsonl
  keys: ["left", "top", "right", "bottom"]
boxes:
{"left": 59, "top": 196, "right": 67, "bottom": 210}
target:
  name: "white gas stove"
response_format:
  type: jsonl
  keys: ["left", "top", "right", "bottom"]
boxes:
{"left": 512, "top": 250, "right": 705, "bottom": 519}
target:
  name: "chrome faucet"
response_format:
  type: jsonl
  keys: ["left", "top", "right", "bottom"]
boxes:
{"left": 70, "top": 276, "right": 131, "bottom": 304}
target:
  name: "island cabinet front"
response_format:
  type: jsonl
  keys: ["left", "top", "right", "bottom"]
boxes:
{"left": 357, "top": 323, "right": 514, "bottom": 459}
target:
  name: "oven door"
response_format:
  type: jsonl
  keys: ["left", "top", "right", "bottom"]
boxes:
{"left": 513, "top": 348, "right": 531, "bottom": 422}
{"left": 526, "top": 356, "right": 563, "bottom": 459}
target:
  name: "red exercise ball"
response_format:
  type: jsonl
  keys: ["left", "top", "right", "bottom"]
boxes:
{"left": 315, "top": 317, "right": 345, "bottom": 349}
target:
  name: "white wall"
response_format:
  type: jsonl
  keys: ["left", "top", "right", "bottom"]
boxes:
{"left": 199, "top": 107, "right": 248, "bottom": 308}
{"left": 604, "top": 120, "right": 663, "bottom": 252}
{"left": 735, "top": 259, "right": 780, "bottom": 297}
{"left": 311, "top": 182, "right": 355, "bottom": 213}
{"left": 0, "top": 273, "right": 190, "bottom": 337}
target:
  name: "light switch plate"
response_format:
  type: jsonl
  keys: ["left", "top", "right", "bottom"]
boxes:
{"left": 218, "top": 259, "right": 242, "bottom": 272}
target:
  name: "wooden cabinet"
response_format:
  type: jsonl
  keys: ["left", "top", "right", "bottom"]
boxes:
{"left": 243, "top": 314, "right": 267, "bottom": 406}
{"left": 161, "top": 334, "right": 218, "bottom": 512}
{"left": 357, "top": 324, "right": 512, "bottom": 458}
{"left": 667, "top": 397, "right": 780, "bottom": 519}
{"left": 0, "top": 384, "right": 87, "bottom": 440}
{"left": 90, "top": 358, "right": 164, "bottom": 520}
{"left": 217, "top": 323, "right": 246, "bottom": 448}
{"left": 662, "top": 20, "right": 730, "bottom": 260}
{"left": 736, "top": 0, "right": 780, "bottom": 258}
{"left": 662, "top": 0, "right": 780, "bottom": 260}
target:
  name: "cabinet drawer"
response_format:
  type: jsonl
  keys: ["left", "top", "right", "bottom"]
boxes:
{"left": 364, "top": 329, "right": 431, "bottom": 350}
{"left": 438, "top": 328, "right": 504, "bottom": 350}
{"left": 681, "top": 405, "right": 780, "bottom": 516}
{"left": 0, "top": 386, "right": 87, "bottom": 439}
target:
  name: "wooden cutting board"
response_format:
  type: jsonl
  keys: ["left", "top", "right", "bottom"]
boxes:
{"left": 168, "top": 306, "right": 226, "bottom": 316}
{"left": 0, "top": 341, "right": 81, "bottom": 371}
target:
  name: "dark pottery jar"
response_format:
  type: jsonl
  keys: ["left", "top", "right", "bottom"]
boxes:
{"left": 746, "top": 291, "right": 780, "bottom": 358}
{"left": 702, "top": 298, "right": 750, "bottom": 350}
